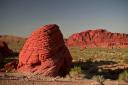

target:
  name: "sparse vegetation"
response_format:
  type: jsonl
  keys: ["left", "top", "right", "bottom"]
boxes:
{"left": 68, "top": 47, "right": 128, "bottom": 81}
{"left": 69, "top": 66, "right": 85, "bottom": 78}
{"left": 69, "top": 47, "right": 128, "bottom": 62}
{"left": 1, "top": 45, "right": 128, "bottom": 84}
{"left": 118, "top": 70, "right": 128, "bottom": 82}
{"left": 122, "top": 54, "right": 128, "bottom": 64}
{"left": 92, "top": 75, "right": 105, "bottom": 85}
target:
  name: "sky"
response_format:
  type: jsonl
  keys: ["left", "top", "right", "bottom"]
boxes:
{"left": 0, "top": 0, "right": 128, "bottom": 38}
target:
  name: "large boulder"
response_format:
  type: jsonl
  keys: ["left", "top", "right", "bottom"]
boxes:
{"left": 17, "top": 24, "right": 72, "bottom": 77}
{"left": 66, "top": 29, "right": 128, "bottom": 49}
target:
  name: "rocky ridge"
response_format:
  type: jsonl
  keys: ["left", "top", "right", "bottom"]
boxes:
{"left": 66, "top": 29, "right": 128, "bottom": 49}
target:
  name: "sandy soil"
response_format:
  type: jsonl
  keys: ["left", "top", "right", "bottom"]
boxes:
{"left": 0, "top": 73, "right": 128, "bottom": 85}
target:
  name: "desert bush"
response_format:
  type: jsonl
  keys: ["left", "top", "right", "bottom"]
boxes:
{"left": 69, "top": 66, "right": 85, "bottom": 78}
{"left": 92, "top": 75, "right": 105, "bottom": 85}
{"left": 118, "top": 70, "right": 128, "bottom": 82}
{"left": 69, "top": 47, "right": 128, "bottom": 63}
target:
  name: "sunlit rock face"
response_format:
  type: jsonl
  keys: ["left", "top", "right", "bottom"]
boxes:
{"left": 66, "top": 29, "right": 128, "bottom": 49}
{"left": 17, "top": 24, "right": 72, "bottom": 77}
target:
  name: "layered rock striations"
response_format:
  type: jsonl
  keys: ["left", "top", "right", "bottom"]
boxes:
{"left": 17, "top": 24, "right": 72, "bottom": 77}
{"left": 66, "top": 29, "right": 128, "bottom": 49}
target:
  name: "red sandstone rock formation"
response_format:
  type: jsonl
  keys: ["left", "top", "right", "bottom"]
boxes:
{"left": 17, "top": 24, "right": 72, "bottom": 77}
{"left": 66, "top": 29, "right": 128, "bottom": 49}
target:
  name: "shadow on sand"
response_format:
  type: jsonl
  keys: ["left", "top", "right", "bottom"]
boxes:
{"left": 72, "top": 60, "right": 125, "bottom": 80}
{"left": 0, "top": 52, "right": 19, "bottom": 68}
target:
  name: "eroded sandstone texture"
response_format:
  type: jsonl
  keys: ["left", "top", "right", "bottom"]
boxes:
{"left": 66, "top": 29, "right": 128, "bottom": 49}
{"left": 17, "top": 24, "right": 72, "bottom": 77}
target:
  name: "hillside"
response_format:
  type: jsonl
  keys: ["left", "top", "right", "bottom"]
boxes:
{"left": 0, "top": 35, "right": 26, "bottom": 52}
{"left": 66, "top": 29, "right": 128, "bottom": 49}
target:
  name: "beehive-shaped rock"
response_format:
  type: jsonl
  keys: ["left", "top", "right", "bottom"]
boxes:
{"left": 17, "top": 24, "right": 72, "bottom": 77}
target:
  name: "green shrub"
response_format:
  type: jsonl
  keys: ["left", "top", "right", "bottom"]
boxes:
{"left": 118, "top": 70, "right": 128, "bottom": 82}
{"left": 69, "top": 66, "right": 85, "bottom": 78}
{"left": 92, "top": 75, "right": 105, "bottom": 85}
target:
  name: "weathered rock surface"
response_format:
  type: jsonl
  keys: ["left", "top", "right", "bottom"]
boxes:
{"left": 66, "top": 29, "right": 128, "bottom": 49}
{"left": 17, "top": 24, "right": 72, "bottom": 77}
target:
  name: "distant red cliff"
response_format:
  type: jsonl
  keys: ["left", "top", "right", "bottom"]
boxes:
{"left": 66, "top": 29, "right": 128, "bottom": 49}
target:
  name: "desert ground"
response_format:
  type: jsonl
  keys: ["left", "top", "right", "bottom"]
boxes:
{"left": 0, "top": 28, "right": 128, "bottom": 85}
{"left": 0, "top": 46, "right": 128, "bottom": 85}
